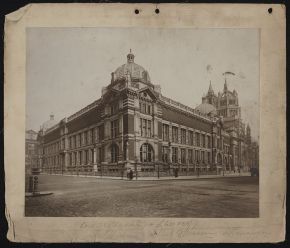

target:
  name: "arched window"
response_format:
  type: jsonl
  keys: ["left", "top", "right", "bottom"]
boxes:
{"left": 111, "top": 144, "right": 119, "bottom": 163}
{"left": 140, "top": 143, "right": 154, "bottom": 162}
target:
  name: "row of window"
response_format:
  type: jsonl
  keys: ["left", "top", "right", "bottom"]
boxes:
{"left": 162, "top": 146, "right": 211, "bottom": 164}
{"left": 69, "top": 129, "right": 94, "bottom": 149}
{"left": 44, "top": 140, "right": 62, "bottom": 155}
{"left": 44, "top": 155, "right": 61, "bottom": 166}
{"left": 68, "top": 149, "right": 94, "bottom": 166}
{"left": 162, "top": 124, "right": 211, "bottom": 148}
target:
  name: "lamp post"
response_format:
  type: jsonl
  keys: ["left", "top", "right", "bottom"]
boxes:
{"left": 134, "top": 157, "right": 138, "bottom": 180}
{"left": 157, "top": 163, "right": 160, "bottom": 179}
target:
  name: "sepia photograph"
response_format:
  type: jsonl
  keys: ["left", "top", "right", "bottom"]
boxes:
{"left": 25, "top": 27, "right": 260, "bottom": 218}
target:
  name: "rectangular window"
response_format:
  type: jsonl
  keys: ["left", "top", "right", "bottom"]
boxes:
{"left": 188, "top": 131, "right": 194, "bottom": 146}
{"left": 98, "top": 147, "right": 103, "bottom": 163}
{"left": 111, "top": 120, "right": 119, "bottom": 138}
{"left": 202, "top": 134, "right": 206, "bottom": 148}
{"left": 98, "top": 125, "right": 104, "bottom": 141}
{"left": 147, "top": 120, "right": 152, "bottom": 137}
{"left": 207, "top": 136, "right": 211, "bottom": 148}
{"left": 181, "top": 148, "right": 186, "bottom": 164}
{"left": 85, "top": 150, "right": 88, "bottom": 164}
{"left": 196, "top": 133, "right": 200, "bottom": 147}
{"left": 78, "top": 151, "right": 82, "bottom": 165}
{"left": 162, "top": 124, "right": 169, "bottom": 141}
{"left": 172, "top": 147, "right": 178, "bottom": 163}
{"left": 162, "top": 146, "right": 169, "bottom": 162}
{"left": 208, "top": 152, "right": 211, "bottom": 163}
{"left": 147, "top": 105, "right": 151, "bottom": 114}
{"left": 140, "top": 119, "right": 151, "bottom": 137}
{"left": 201, "top": 151, "right": 205, "bottom": 163}
{"left": 141, "top": 118, "right": 146, "bottom": 137}
{"left": 172, "top": 127, "right": 178, "bottom": 143}
{"left": 78, "top": 134, "right": 82, "bottom": 147}
{"left": 181, "top": 129, "right": 186, "bottom": 144}
{"left": 188, "top": 149, "right": 193, "bottom": 164}
{"left": 84, "top": 131, "right": 88, "bottom": 146}
{"left": 195, "top": 150, "right": 199, "bottom": 162}
{"left": 91, "top": 149, "right": 94, "bottom": 163}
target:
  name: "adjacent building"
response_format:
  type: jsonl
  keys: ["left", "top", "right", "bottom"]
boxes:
{"left": 37, "top": 51, "right": 259, "bottom": 176}
{"left": 25, "top": 130, "right": 39, "bottom": 174}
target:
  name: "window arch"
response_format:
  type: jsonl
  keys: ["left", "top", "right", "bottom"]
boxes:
{"left": 140, "top": 143, "right": 154, "bottom": 162}
{"left": 111, "top": 143, "right": 119, "bottom": 163}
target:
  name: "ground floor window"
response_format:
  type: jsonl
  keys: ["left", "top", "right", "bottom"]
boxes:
{"left": 188, "top": 149, "right": 193, "bottom": 164}
{"left": 111, "top": 144, "right": 119, "bottom": 163}
{"left": 181, "top": 148, "right": 186, "bottom": 164}
{"left": 208, "top": 152, "right": 211, "bottom": 163}
{"left": 172, "top": 147, "right": 178, "bottom": 163}
{"left": 140, "top": 143, "right": 154, "bottom": 162}
{"left": 195, "top": 150, "right": 199, "bottom": 162}
{"left": 201, "top": 151, "right": 205, "bottom": 163}
{"left": 162, "top": 146, "right": 169, "bottom": 163}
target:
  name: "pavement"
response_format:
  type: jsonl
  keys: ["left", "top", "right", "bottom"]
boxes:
{"left": 46, "top": 172, "right": 251, "bottom": 181}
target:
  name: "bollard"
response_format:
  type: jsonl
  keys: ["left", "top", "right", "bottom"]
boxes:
{"left": 33, "top": 176, "right": 39, "bottom": 194}
{"left": 28, "top": 176, "right": 34, "bottom": 193}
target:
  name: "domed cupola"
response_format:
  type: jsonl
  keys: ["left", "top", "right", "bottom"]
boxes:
{"left": 112, "top": 50, "right": 151, "bottom": 84}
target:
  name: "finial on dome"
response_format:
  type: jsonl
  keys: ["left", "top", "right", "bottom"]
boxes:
{"left": 127, "top": 49, "right": 135, "bottom": 63}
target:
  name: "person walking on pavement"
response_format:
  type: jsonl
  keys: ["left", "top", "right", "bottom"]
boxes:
{"left": 129, "top": 169, "right": 133, "bottom": 180}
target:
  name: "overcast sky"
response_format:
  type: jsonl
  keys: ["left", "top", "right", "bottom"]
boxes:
{"left": 26, "top": 27, "right": 259, "bottom": 141}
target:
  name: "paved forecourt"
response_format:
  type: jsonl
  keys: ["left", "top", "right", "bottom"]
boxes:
{"left": 25, "top": 174, "right": 259, "bottom": 218}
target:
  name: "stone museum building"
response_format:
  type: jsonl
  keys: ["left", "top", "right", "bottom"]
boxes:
{"left": 37, "top": 51, "right": 259, "bottom": 176}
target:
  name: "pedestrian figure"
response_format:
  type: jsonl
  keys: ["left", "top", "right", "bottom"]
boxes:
{"left": 174, "top": 168, "right": 178, "bottom": 178}
{"left": 129, "top": 169, "right": 133, "bottom": 180}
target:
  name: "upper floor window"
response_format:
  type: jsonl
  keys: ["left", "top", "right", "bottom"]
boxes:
{"left": 139, "top": 102, "right": 152, "bottom": 115}
{"left": 111, "top": 103, "right": 119, "bottom": 115}
{"left": 181, "top": 129, "right": 186, "bottom": 144}
{"left": 162, "top": 124, "right": 169, "bottom": 141}
{"left": 202, "top": 134, "right": 206, "bottom": 148}
{"left": 172, "top": 147, "right": 178, "bottom": 163}
{"left": 84, "top": 131, "right": 88, "bottom": 146}
{"left": 172, "top": 126, "right": 178, "bottom": 143}
{"left": 208, "top": 152, "right": 211, "bottom": 163}
{"left": 207, "top": 135, "right": 211, "bottom": 148}
{"left": 140, "top": 118, "right": 152, "bottom": 138}
{"left": 162, "top": 146, "right": 169, "bottom": 163}
{"left": 188, "top": 149, "right": 193, "bottom": 164}
{"left": 201, "top": 151, "right": 205, "bottom": 163}
{"left": 188, "top": 131, "right": 194, "bottom": 146}
{"left": 196, "top": 133, "right": 200, "bottom": 147}
{"left": 111, "top": 120, "right": 119, "bottom": 138}
{"left": 181, "top": 148, "right": 186, "bottom": 164}
{"left": 78, "top": 134, "right": 82, "bottom": 147}
{"left": 111, "top": 144, "right": 119, "bottom": 163}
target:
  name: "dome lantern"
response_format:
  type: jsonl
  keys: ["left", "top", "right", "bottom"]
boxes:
{"left": 127, "top": 49, "right": 135, "bottom": 63}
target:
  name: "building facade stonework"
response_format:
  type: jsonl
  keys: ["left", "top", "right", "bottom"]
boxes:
{"left": 37, "top": 51, "right": 259, "bottom": 177}
{"left": 25, "top": 130, "right": 39, "bottom": 174}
